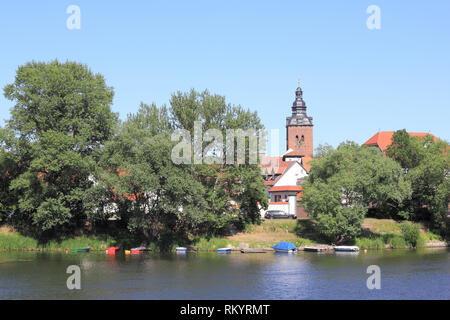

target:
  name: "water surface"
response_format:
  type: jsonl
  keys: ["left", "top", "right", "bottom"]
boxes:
{"left": 0, "top": 248, "right": 448, "bottom": 299}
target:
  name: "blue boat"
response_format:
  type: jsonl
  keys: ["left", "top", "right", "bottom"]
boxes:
{"left": 272, "top": 242, "right": 297, "bottom": 253}
{"left": 176, "top": 247, "right": 187, "bottom": 254}
{"left": 217, "top": 247, "right": 231, "bottom": 254}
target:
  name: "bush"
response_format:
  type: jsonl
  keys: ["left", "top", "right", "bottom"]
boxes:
{"left": 400, "top": 222, "right": 421, "bottom": 247}
{"left": 355, "top": 237, "right": 385, "bottom": 249}
{"left": 386, "top": 235, "right": 407, "bottom": 248}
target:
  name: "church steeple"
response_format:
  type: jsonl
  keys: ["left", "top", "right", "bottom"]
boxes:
{"left": 287, "top": 79, "right": 313, "bottom": 126}
{"left": 291, "top": 86, "right": 307, "bottom": 117}
{"left": 286, "top": 77, "right": 314, "bottom": 156}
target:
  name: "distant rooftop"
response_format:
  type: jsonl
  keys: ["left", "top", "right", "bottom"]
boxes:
{"left": 364, "top": 131, "right": 438, "bottom": 152}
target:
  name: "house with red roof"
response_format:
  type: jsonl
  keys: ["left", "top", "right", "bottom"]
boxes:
{"left": 364, "top": 131, "right": 438, "bottom": 153}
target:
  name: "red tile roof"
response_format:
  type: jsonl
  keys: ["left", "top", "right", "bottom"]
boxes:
{"left": 283, "top": 149, "right": 303, "bottom": 157}
{"left": 276, "top": 161, "right": 296, "bottom": 175}
{"left": 364, "top": 131, "right": 438, "bottom": 152}
{"left": 268, "top": 186, "right": 303, "bottom": 192}
{"left": 259, "top": 155, "right": 282, "bottom": 174}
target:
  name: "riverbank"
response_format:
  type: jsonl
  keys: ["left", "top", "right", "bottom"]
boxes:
{"left": 198, "top": 218, "right": 448, "bottom": 251}
{"left": 0, "top": 226, "right": 114, "bottom": 251}
{"left": 0, "top": 218, "right": 447, "bottom": 252}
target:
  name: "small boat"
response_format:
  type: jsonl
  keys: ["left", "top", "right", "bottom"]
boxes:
{"left": 333, "top": 246, "right": 359, "bottom": 252}
{"left": 217, "top": 248, "right": 232, "bottom": 254}
{"left": 176, "top": 247, "right": 187, "bottom": 253}
{"left": 303, "top": 246, "right": 326, "bottom": 252}
{"left": 124, "top": 250, "right": 131, "bottom": 255}
{"left": 240, "top": 248, "right": 266, "bottom": 253}
{"left": 272, "top": 242, "right": 297, "bottom": 253}
{"left": 130, "top": 246, "right": 151, "bottom": 254}
{"left": 70, "top": 247, "right": 90, "bottom": 253}
{"left": 105, "top": 246, "right": 120, "bottom": 255}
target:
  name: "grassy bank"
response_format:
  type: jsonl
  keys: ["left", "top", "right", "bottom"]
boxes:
{"left": 0, "top": 226, "right": 117, "bottom": 251}
{"left": 354, "top": 219, "right": 444, "bottom": 249}
{"left": 197, "top": 218, "right": 446, "bottom": 251}
{"left": 0, "top": 218, "right": 446, "bottom": 251}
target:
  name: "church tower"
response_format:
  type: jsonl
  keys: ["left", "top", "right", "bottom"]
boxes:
{"left": 286, "top": 79, "right": 313, "bottom": 157}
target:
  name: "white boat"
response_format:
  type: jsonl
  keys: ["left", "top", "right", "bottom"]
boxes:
{"left": 303, "top": 246, "right": 326, "bottom": 252}
{"left": 176, "top": 247, "right": 187, "bottom": 253}
{"left": 217, "top": 247, "right": 232, "bottom": 253}
{"left": 333, "top": 246, "right": 359, "bottom": 252}
{"left": 274, "top": 248, "right": 297, "bottom": 253}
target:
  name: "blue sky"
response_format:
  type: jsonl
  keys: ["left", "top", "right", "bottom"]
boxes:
{"left": 0, "top": 1, "right": 449, "bottom": 155}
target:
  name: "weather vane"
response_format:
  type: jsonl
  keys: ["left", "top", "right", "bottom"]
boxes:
{"left": 297, "top": 76, "right": 301, "bottom": 87}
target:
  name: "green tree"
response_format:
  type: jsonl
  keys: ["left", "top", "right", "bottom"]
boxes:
{"left": 387, "top": 130, "right": 449, "bottom": 234}
{"left": 94, "top": 90, "right": 268, "bottom": 249}
{"left": 0, "top": 149, "right": 19, "bottom": 223}
{"left": 1, "top": 60, "right": 117, "bottom": 236}
{"left": 169, "top": 89, "right": 268, "bottom": 225}
{"left": 93, "top": 122, "right": 208, "bottom": 249}
{"left": 386, "top": 129, "right": 425, "bottom": 170}
{"left": 303, "top": 141, "right": 411, "bottom": 243}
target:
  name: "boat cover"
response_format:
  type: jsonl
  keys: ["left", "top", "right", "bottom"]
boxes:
{"left": 272, "top": 242, "right": 297, "bottom": 251}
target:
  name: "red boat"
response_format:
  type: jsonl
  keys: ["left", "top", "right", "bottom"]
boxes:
{"left": 106, "top": 246, "right": 120, "bottom": 255}
{"left": 130, "top": 246, "right": 150, "bottom": 254}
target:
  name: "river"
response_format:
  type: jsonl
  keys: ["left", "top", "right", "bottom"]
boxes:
{"left": 0, "top": 248, "right": 448, "bottom": 299}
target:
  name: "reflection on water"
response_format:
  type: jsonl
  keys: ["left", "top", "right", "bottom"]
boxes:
{"left": 0, "top": 248, "right": 448, "bottom": 299}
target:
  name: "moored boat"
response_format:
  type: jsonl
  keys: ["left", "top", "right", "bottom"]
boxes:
{"left": 106, "top": 246, "right": 120, "bottom": 255}
{"left": 217, "top": 248, "right": 232, "bottom": 254}
{"left": 130, "top": 247, "right": 151, "bottom": 254}
{"left": 272, "top": 242, "right": 297, "bottom": 253}
{"left": 333, "top": 246, "right": 359, "bottom": 252}
{"left": 176, "top": 247, "right": 187, "bottom": 253}
{"left": 303, "top": 246, "right": 326, "bottom": 252}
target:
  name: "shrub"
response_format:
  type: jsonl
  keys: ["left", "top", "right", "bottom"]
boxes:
{"left": 386, "top": 235, "right": 407, "bottom": 248}
{"left": 400, "top": 222, "right": 420, "bottom": 247}
{"left": 355, "top": 237, "right": 385, "bottom": 249}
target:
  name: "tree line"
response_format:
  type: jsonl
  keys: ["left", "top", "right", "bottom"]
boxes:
{"left": 303, "top": 133, "right": 449, "bottom": 244}
{"left": 0, "top": 60, "right": 268, "bottom": 249}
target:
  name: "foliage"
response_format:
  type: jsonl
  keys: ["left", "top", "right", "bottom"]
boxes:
{"left": 169, "top": 89, "right": 268, "bottom": 225}
{"left": 0, "top": 231, "right": 114, "bottom": 251}
{"left": 399, "top": 221, "right": 421, "bottom": 247}
{"left": 354, "top": 236, "right": 385, "bottom": 249}
{"left": 0, "top": 62, "right": 268, "bottom": 248}
{"left": 387, "top": 130, "right": 449, "bottom": 236}
{"left": 303, "top": 141, "right": 411, "bottom": 243}
{"left": 92, "top": 90, "right": 268, "bottom": 250}
{"left": 1, "top": 60, "right": 117, "bottom": 237}
{"left": 386, "top": 129, "right": 425, "bottom": 169}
